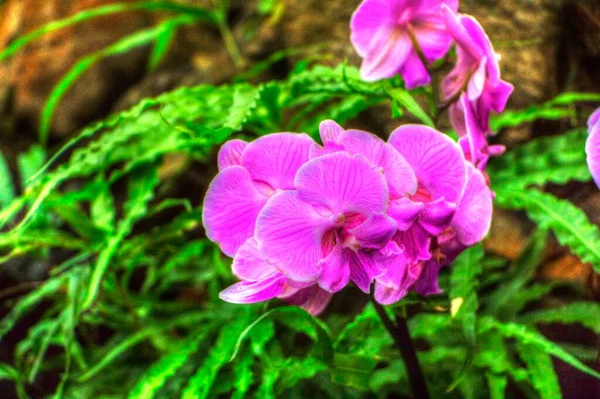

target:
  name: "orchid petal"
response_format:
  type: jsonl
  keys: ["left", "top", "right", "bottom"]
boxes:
{"left": 232, "top": 238, "right": 279, "bottom": 281}
{"left": 242, "top": 133, "right": 314, "bottom": 191}
{"left": 351, "top": 213, "right": 398, "bottom": 249}
{"left": 387, "top": 198, "right": 424, "bottom": 230}
{"left": 418, "top": 198, "right": 456, "bottom": 236}
{"left": 350, "top": 0, "right": 393, "bottom": 57}
{"left": 586, "top": 117, "right": 600, "bottom": 188}
{"left": 350, "top": 251, "right": 385, "bottom": 293}
{"left": 282, "top": 285, "right": 333, "bottom": 316}
{"left": 411, "top": 260, "right": 443, "bottom": 296}
{"left": 395, "top": 225, "right": 431, "bottom": 263}
{"left": 295, "top": 152, "right": 389, "bottom": 216}
{"left": 319, "top": 120, "right": 345, "bottom": 144}
{"left": 202, "top": 166, "right": 268, "bottom": 257}
{"left": 389, "top": 125, "right": 466, "bottom": 203}
{"left": 340, "top": 129, "right": 418, "bottom": 197}
{"left": 360, "top": 25, "right": 412, "bottom": 82}
{"left": 467, "top": 57, "right": 487, "bottom": 101}
{"left": 219, "top": 273, "right": 286, "bottom": 304}
{"left": 452, "top": 164, "right": 493, "bottom": 245}
{"left": 318, "top": 246, "right": 351, "bottom": 293}
{"left": 256, "top": 191, "right": 332, "bottom": 283}
{"left": 218, "top": 139, "right": 248, "bottom": 171}
{"left": 399, "top": 50, "right": 431, "bottom": 89}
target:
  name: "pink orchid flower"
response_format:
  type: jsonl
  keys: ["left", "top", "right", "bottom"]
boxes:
{"left": 586, "top": 107, "right": 600, "bottom": 189}
{"left": 351, "top": 0, "right": 458, "bottom": 89}
{"left": 441, "top": 5, "right": 513, "bottom": 168}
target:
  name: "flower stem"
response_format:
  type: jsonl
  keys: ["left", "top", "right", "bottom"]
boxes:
{"left": 372, "top": 299, "right": 430, "bottom": 399}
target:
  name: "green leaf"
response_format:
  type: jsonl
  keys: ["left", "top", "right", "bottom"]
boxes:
{"left": 488, "top": 128, "right": 590, "bottom": 188}
{"left": 485, "top": 373, "right": 507, "bottom": 399}
{"left": 83, "top": 167, "right": 159, "bottom": 309}
{"left": 484, "top": 229, "right": 547, "bottom": 319}
{"left": 128, "top": 333, "right": 207, "bottom": 399}
{"left": 330, "top": 353, "right": 377, "bottom": 390}
{"left": 334, "top": 303, "right": 390, "bottom": 356}
{"left": 0, "top": 149, "right": 15, "bottom": 208}
{"left": 519, "top": 302, "right": 600, "bottom": 334}
{"left": 0, "top": 275, "right": 66, "bottom": 342}
{"left": 181, "top": 315, "right": 252, "bottom": 399}
{"left": 495, "top": 188, "right": 600, "bottom": 273}
{"left": 481, "top": 319, "right": 600, "bottom": 380}
{"left": 0, "top": 1, "right": 217, "bottom": 62}
{"left": 231, "top": 350, "right": 254, "bottom": 399}
{"left": 277, "top": 357, "right": 328, "bottom": 392}
{"left": 223, "top": 85, "right": 261, "bottom": 130}
{"left": 516, "top": 340, "right": 562, "bottom": 399}
{"left": 0, "top": 362, "right": 20, "bottom": 382}
{"left": 17, "top": 145, "right": 46, "bottom": 188}
{"left": 387, "top": 88, "right": 435, "bottom": 127}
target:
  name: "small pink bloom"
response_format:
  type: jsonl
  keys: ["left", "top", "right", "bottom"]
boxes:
{"left": 441, "top": 5, "right": 513, "bottom": 168}
{"left": 586, "top": 107, "right": 600, "bottom": 189}
{"left": 351, "top": 0, "right": 458, "bottom": 88}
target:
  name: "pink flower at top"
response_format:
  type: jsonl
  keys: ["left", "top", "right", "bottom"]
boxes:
{"left": 441, "top": 5, "right": 513, "bottom": 168}
{"left": 351, "top": 0, "right": 458, "bottom": 89}
{"left": 586, "top": 107, "right": 600, "bottom": 189}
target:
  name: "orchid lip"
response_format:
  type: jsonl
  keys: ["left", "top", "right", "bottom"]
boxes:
{"left": 331, "top": 213, "right": 346, "bottom": 225}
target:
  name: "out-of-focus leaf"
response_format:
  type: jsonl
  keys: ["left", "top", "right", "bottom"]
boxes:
{"left": 496, "top": 188, "right": 600, "bottom": 273}
{"left": 387, "top": 88, "right": 435, "bottom": 127}
{"left": 519, "top": 302, "right": 600, "bottom": 334}
{"left": 516, "top": 340, "right": 561, "bottom": 399}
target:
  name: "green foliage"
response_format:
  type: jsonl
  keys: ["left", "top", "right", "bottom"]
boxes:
{"left": 1, "top": 4, "right": 599, "bottom": 395}
{"left": 495, "top": 188, "right": 600, "bottom": 273}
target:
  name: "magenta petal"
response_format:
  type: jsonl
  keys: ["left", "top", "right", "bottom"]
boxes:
{"left": 412, "top": 19, "right": 453, "bottom": 62}
{"left": 217, "top": 139, "right": 248, "bottom": 171}
{"left": 319, "top": 120, "right": 345, "bottom": 144}
{"left": 488, "top": 80, "right": 514, "bottom": 114}
{"left": 242, "top": 133, "right": 314, "bottom": 191}
{"left": 395, "top": 225, "right": 431, "bottom": 263}
{"left": 232, "top": 238, "right": 278, "bottom": 281}
{"left": 360, "top": 25, "right": 412, "bottom": 82}
{"left": 350, "top": 251, "right": 385, "bottom": 293}
{"left": 412, "top": 260, "right": 443, "bottom": 296}
{"left": 588, "top": 108, "right": 600, "bottom": 131}
{"left": 350, "top": 0, "right": 392, "bottom": 57}
{"left": 282, "top": 285, "right": 333, "bottom": 316}
{"left": 389, "top": 125, "right": 467, "bottom": 203}
{"left": 374, "top": 252, "right": 410, "bottom": 304}
{"left": 219, "top": 273, "right": 286, "bottom": 304}
{"left": 295, "top": 152, "right": 389, "bottom": 216}
{"left": 202, "top": 166, "right": 268, "bottom": 257}
{"left": 388, "top": 198, "right": 424, "bottom": 230}
{"left": 418, "top": 198, "right": 457, "bottom": 236}
{"left": 586, "top": 113, "right": 600, "bottom": 188}
{"left": 340, "top": 129, "right": 418, "bottom": 197}
{"left": 256, "top": 191, "right": 332, "bottom": 283}
{"left": 351, "top": 213, "right": 398, "bottom": 249}
{"left": 318, "top": 246, "right": 351, "bottom": 293}
{"left": 467, "top": 57, "right": 487, "bottom": 101}
{"left": 399, "top": 50, "right": 431, "bottom": 89}
{"left": 451, "top": 164, "right": 493, "bottom": 246}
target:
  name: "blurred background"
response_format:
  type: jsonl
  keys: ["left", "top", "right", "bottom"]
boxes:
{"left": 0, "top": 0, "right": 599, "bottom": 397}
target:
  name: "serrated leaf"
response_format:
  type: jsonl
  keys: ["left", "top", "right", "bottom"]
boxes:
{"left": 83, "top": 167, "right": 159, "bottom": 309}
{"left": 516, "top": 340, "right": 562, "bottom": 399}
{"left": 519, "top": 302, "right": 600, "bottom": 334}
{"left": 0, "top": 275, "right": 66, "bottom": 342}
{"left": 489, "top": 128, "right": 590, "bottom": 188}
{"left": 277, "top": 357, "right": 328, "bottom": 392}
{"left": 495, "top": 188, "right": 600, "bottom": 273}
{"left": 181, "top": 316, "right": 253, "bottom": 399}
{"left": 387, "top": 88, "right": 435, "bottom": 127}
{"left": 485, "top": 373, "right": 507, "bottom": 399}
{"left": 330, "top": 353, "right": 377, "bottom": 390}
{"left": 481, "top": 318, "right": 600, "bottom": 380}
{"left": 0, "top": 149, "right": 15, "bottom": 208}
{"left": 128, "top": 333, "right": 206, "bottom": 399}
{"left": 230, "top": 307, "right": 333, "bottom": 365}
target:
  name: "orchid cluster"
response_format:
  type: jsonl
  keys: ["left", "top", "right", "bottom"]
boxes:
{"left": 203, "top": 121, "right": 492, "bottom": 314}
{"left": 202, "top": 0, "right": 509, "bottom": 315}
{"left": 352, "top": 0, "right": 513, "bottom": 169}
